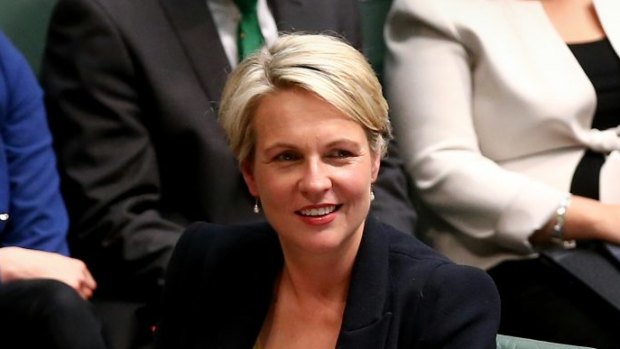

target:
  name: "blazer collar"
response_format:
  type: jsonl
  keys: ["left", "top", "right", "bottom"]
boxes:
{"left": 203, "top": 218, "right": 394, "bottom": 348}
{"left": 337, "top": 216, "right": 393, "bottom": 348}
{"left": 594, "top": 0, "right": 620, "bottom": 57}
{"left": 199, "top": 223, "right": 283, "bottom": 349}
{"left": 504, "top": 0, "right": 620, "bottom": 133}
{"left": 159, "top": 0, "right": 231, "bottom": 107}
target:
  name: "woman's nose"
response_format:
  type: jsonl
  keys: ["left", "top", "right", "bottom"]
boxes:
{"left": 298, "top": 158, "right": 332, "bottom": 198}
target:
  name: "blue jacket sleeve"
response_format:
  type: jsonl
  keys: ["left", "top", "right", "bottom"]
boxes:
{"left": 0, "top": 32, "right": 69, "bottom": 255}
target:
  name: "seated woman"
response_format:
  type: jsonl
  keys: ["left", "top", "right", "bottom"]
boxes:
{"left": 0, "top": 31, "right": 106, "bottom": 349}
{"left": 155, "top": 33, "right": 500, "bottom": 349}
{"left": 385, "top": 0, "right": 620, "bottom": 347}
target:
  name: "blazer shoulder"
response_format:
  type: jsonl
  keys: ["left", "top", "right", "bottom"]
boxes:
{"left": 176, "top": 221, "right": 276, "bottom": 257}
{"left": 392, "top": 0, "right": 496, "bottom": 16}
{"left": 51, "top": 0, "right": 156, "bottom": 31}
{"left": 382, "top": 222, "right": 451, "bottom": 265}
{"left": 172, "top": 221, "right": 280, "bottom": 273}
{"left": 388, "top": 0, "right": 505, "bottom": 39}
{"left": 382, "top": 222, "right": 497, "bottom": 295}
{"left": 165, "top": 221, "right": 280, "bottom": 300}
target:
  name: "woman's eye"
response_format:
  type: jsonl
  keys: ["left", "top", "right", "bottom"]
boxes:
{"left": 329, "top": 149, "right": 354, "bottom": 158}
{"left": 274, "top": 151, "right": 299, "bottom": 162}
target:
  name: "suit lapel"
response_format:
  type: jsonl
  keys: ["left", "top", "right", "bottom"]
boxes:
{"left": 159, "top": 0, "right": 231, "bottom": 107}
{"left": 337, "top": 217, "right": 392, "bottom": 348}
{"left": 267, "top": 0, "right": 305, "bottom": 30}
{"left": 158, "top": 0, "right": 360, "bottom": 109}
{"left": 268, "top": 0, "right": 360, "bottom": 49}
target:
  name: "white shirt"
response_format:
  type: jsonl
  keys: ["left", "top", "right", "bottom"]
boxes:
{"left": 207, "top": 0, "right": 278, "bottom": 68}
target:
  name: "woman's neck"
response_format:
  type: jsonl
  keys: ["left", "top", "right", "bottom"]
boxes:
{"left": 541, "top": 0, "right": 605, "bottom": 44}
{"left": 257, "top": 253, "right": 355, "bottom": 349}
{"left": 277, "top": 230, "right": 362, "bottom": 303}
{"left": 280, "top": 259, "right": 351, "bottom": 307}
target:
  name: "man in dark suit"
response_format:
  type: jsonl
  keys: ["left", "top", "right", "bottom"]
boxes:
{"left": 41, "top": 0, "right": 416, "bottom": 347}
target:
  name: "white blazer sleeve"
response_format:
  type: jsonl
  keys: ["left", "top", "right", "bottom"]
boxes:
{"left": 384, "top": 0, "right": 566, "bottom": 253}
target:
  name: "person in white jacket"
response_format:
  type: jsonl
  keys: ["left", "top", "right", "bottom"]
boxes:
{"left": 385, "top": 0, "right": 620, "bottom": 347}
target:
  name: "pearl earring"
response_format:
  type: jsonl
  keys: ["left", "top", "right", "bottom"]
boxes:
{"left": 370, "top": 189, "right": 375, "bottom": 201}
{"left": 253, "top": 198, "right": 260, "bottom": 214}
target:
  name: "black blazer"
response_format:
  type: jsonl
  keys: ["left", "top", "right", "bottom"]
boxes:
{"left": 156, "top": 217, "right": 500, "bottom": 349}
{"left": 41, "top": 0, "right": 416, "bottom": 301}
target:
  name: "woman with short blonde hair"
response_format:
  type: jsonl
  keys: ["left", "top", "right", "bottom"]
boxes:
{"left": 157, "top": 33, "right": 500, "bottom": 349}
{"left": 219, "top": 33, "right": 391, "bottom": 164}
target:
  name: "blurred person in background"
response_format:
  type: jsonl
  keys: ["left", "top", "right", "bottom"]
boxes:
{"left": 41, "top": 0, "right": 417, "bottom": 347}
{"left": 0, "top": 30, "right": 106, "bottom": 349}
{"left": 386, "top": 0, "right": 620, "bottom": 347}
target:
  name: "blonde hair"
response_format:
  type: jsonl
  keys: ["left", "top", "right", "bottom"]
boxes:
{"left": 219, "top": 33, "right": 391, "bottom": 164}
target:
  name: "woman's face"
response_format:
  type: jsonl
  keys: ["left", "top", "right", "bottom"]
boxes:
{"left": 242, "top": 88, "right": 380, "bottom": 256}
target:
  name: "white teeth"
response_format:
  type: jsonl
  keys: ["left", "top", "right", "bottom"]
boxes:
{"left": 300, "top": 206, "right": 336, "bottom": 217}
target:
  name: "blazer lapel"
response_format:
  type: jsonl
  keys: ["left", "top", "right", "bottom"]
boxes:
{"left": 159, "top": 0, "right": 231, "bottom": 107}
{"left": 503, "top": 0, "right": 595, "bottom": 125}
{"left": 594, "top": 0, "right": 620, "bottom": 58}
{"left": 337, "top": 217, "right": 392, "bottom": 348}
{"left": 218, "top": 227, "right": 283, "bottom": 349}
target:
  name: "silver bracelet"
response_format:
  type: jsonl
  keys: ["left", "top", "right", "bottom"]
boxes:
{"left": 551, "top": 195, "right": 575, "bottom": 248}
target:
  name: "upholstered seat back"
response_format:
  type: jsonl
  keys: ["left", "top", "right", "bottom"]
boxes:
{"left": 497, "top": 335, "right": 597, "bottom": 349}
{"left": 0, "top": 0, "right": 58, "bottom": 73}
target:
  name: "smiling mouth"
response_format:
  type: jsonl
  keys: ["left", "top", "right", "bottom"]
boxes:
{"left": 296, "top": 205, "right": 342, "bottom": 217}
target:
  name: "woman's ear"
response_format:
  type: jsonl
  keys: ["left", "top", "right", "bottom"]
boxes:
{"left": 370, "top": 151, "right": 381, "bottom": 183}
{"left": 241, "top": 159, "right": 259, "bottom": 196}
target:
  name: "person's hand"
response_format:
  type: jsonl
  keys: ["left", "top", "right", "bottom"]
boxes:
{"left": 0, "top": 247, "right": 97, "bottom": 299}
{"left": 532, "top": 196, "right": 620, "bottom": 245}
{"left": 588, "top": 202, "right": 620, "bottom": 245}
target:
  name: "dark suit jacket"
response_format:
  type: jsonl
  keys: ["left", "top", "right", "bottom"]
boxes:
{"left": 156, "top": 217, "right": 500, "bottom": 349}
{"left": 41, "top": 0, "right": 416, "bottom": 302}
